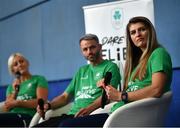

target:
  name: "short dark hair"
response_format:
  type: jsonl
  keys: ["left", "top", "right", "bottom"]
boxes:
{"left": 79, "top": 34, "right": 99, "bottom": 44}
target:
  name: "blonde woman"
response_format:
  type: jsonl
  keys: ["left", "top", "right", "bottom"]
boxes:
{"left": 0, "top": 53, "right": 48, "bottom": 127}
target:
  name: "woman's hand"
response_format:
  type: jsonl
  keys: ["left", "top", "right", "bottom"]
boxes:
{"left": 105, "top": 85, "right": 121, "bottom": 101}
{"left": 12, "top": 79, "right": 20, "bottom": 91}
{"left": 4, "top": 98, "right": 18, "bottom": 111}
{"left": 75, "top": 107, "right": 92, "bottom": 117}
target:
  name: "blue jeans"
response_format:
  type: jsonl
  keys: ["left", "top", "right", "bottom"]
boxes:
{"left": 33, "top": 114, "right": 74, "bottom": 127}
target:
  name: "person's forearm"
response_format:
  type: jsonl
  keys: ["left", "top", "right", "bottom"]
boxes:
{"left": 128, "top": 85, "right": 163, "bottom": 102}
{"left": 16, "top": 99, "right": 37, "bottom": 108}
{"left": 87, "top": 97, "right": 102, "bottom": 112}
{"left": 6, "top": 93, "right": 16, "bottom": 100}
{"left": 127, "top": 72, "right": 166, "bottom": 102}
{"left": 50, "top": 94, "right": 69, "bottom": 109}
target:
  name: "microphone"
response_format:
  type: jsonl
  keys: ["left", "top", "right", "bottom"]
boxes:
{"left": 101, "top": 72, "right": 112, "bottom": 108}
{"left": 38, "top": 98, "right": 45, "bottom": 120}
{"left": 14, "top": 71, "right": 21, "bottom": 98}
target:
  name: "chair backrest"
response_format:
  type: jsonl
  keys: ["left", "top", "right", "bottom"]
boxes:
{"left": 90, "top": 102, "right": 117, "bottom": 115}
{"left": 0, "top": 101, "right": 5, "bottom": 113}
{"left": 29, "top": 102, "right": 72, "bottom": 127}
{"left": 103, "top": 91, "right": 173, "bottom": 127}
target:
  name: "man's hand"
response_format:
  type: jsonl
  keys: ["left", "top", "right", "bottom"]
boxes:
{"left": 36, "top": 102, "right": 50, "bottom": 118}
{"left": 74, "top": 107, "right": 93, "bottom": 117}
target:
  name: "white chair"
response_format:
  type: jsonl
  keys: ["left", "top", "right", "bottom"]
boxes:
{"left": 29, "top": 91, "right": 172, "bottom": 127}
{"left": 29, "top": 102, "right": 72, "bottom": 127}
{"left": 115, "top": 61, "right": 124, "bottom": 91}
{"left": 29, "top": 102, "right": 116, "bottom": 127}
{"left": 103, "top": 91, "right": 172, "bottom": 127}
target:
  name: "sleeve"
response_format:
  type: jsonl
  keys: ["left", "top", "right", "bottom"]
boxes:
{"left": 65, "top": 71, "right": 79, "bottom": 96}
{"left": 151, "top": 48, "right": 172, "bottom": 75}
{"left": 6, "top": 85, "right": 13, "bottom": 97}
{"left": 36, "top": 76, "right": 48, "bottom": 88}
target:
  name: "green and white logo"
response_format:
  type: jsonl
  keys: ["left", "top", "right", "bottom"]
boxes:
{"left": 111, "top": 8, "right": 123, "bottom": 29}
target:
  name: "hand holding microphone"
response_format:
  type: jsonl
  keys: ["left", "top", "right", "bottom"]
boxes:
{"left": 14, "top": 71, "right": 21, "bottom": 99}
{"left": 101, "top": 72, "right": 112, "bottom": 108}
{"left": 38, "top": 98, "right": 45, "bottom": 120}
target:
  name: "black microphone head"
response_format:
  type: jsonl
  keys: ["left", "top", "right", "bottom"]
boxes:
{"left": 15, "top": 71, "right": 21, "bottom": 79}
{"left": 104, "top": 72, "right": 112, "bottom": 86}
{"left": 14, "top": 71, "right": 21, "bottom": 93}
{"left": 38, "top": 98, "right": 44, "bottom": 110}
{"left": 38, "top": 98, "right": 45, "bottom": 119}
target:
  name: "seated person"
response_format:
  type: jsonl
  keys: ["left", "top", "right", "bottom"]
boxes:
{"left": 34, "top": 34, "right": 121, "bottom": 127}
{"left": 57, "top": 16, "right": 172, "bottom": 127}
{"left": 0, "top": 53, "right": 48, "bottom": 127}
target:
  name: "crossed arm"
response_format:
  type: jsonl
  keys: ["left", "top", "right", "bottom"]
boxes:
{"left": 4, "top": 87, "right": 48, "bottom": 111}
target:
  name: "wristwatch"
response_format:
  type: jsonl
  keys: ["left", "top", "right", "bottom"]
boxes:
{"left": 121, "top": 91, "right": 128, "bottom": 103}
{"left": 47, "top": 102, "right": 51, "bottom": 110}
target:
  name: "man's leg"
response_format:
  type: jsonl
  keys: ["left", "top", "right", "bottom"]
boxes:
{"left": 59, "top": 113, "right": 109, "bottom": 127}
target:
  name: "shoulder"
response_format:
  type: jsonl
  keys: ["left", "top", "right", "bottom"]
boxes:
{"left": 152, "top": 47, "right": 170, "bottom": 56}
{"left": 72, "top": 64, "right": 90, "bottom": 77}
{"left": 31, "top": 75, "right": 47, "bottom": 81}
{"left": 6, "top": 84, "right": 13, "bottom": 92}
{"left": 102, "top": 59, "right": 118, "bottom": 67}
{"left": 150, "top": 47, "right": 171, "bottom": 59}
{"left": 31, "top": 75, "right": 48, "bottom": 88}
{"left": 78, "top": 64, "right": 90, "bottom": 71}
{"left": 105, "top": 60, "right": 119, "bottom": 70}
{"left": 32, "top": 75, "right": 46, "bottom": 79}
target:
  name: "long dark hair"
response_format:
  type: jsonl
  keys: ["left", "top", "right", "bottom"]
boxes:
{"left": 124, "top": 16, "right": 160, "bottom": 89}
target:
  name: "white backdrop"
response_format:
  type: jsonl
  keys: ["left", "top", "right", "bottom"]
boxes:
{"left": 83, "top": 0, "right": 154, "bottom": 67}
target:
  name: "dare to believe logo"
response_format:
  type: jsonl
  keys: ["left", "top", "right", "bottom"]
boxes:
{"left": 111, "top": 8, "right": 123, "bottom": 30}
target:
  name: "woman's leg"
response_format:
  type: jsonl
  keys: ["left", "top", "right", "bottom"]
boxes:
{"left": 59, "top": 113, "right": 109, "bottom": 127}
{"left": 0, "top": 113, "right": 32, "bottom": 127}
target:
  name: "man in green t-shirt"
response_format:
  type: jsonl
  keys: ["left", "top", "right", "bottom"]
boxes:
{"left": 35, "top": 34, "right": 121, "bottom": 127}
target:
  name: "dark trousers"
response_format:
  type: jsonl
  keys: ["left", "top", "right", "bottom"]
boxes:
{"left": 0, "top": 113, "right": 32, "bottom": 127}
{"left": 59, "top": 113, "right": 109, "bottom": 127}
{"left": 33, "top": 114, "right": 74, "bottom": 127}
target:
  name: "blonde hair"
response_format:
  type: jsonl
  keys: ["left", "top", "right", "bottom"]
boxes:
{"left": 8, "top": 53, "right": 28, "bottom": 75}
{"left": 124, "top": 16, "right": 160, "bottom": 89}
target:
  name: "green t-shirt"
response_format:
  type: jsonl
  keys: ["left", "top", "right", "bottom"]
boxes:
{"left": 65, "top": 60, "right": 121, "bottom": 115}
{"left": 110, "top": 47, "right": 172, "bottom": 113}
{"left": 6, "top": 75, "right": 48, "bottom": 117}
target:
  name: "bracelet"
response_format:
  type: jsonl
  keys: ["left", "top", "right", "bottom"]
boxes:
{"left": 47, "top": 102, "right": 51, "bottom": 110}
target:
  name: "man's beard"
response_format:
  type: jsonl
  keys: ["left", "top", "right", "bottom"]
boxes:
{"left": 86, "top": 51, "right": 101, "bottom": 62}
